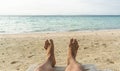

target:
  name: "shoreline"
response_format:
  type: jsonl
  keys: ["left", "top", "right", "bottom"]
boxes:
{"left": 1, "top": 28, "right": 120, "bottom": 35}
{"left": 1, "top": 29, "right": 120, "bottom": 38}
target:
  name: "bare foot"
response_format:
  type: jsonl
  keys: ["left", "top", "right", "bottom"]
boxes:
{"left": 69, "top": 39, "right": 79, "bottom": 58}
{"left": 67, "top": 38, "right": 79, "bottom": 65}
{"left": 44, "top": 39, "right": 56, "bottom": 67}
{"left": 65, "top": 39, "right": 84, "bottom": 71}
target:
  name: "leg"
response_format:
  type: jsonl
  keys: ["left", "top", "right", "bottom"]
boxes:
{"left": 34, "top": 39, "right": 56, "bottom": 71}
{"left": 65, "top": 39, "right": 84, "bottom": 71}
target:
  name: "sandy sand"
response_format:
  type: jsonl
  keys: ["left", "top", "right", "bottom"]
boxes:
{"left": 0, "top": 30, "right": 120, "bottom": 71}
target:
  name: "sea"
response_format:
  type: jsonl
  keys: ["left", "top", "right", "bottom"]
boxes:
{"left": 0, "top": 15, "right": 120, "bottom": 34}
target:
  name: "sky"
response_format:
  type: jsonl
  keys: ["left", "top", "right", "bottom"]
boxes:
{"left": 0, "top": 0, "right": 120, "bottom": 15}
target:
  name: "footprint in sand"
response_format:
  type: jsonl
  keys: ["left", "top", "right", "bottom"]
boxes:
{"left": 102, "top": 43, "right": 107, "bottom": 47}
{"left": 2, "top": 61, "right": 5, "bottom": 63}
{"left": 28, "top": 55, "right": 34, "bottom": 58}
{"left": 106, "top": 59, "right": 114, "bottom": 64}
{"left": 2, "top": 53, "right": 4, "bottom": 55}
{"left": 11, "top": 61, "right": 19, "bottom": 64}
{"left": 16, "top": 68, "right": 20, "bottom": 70}
{"left": 84, "top": 47, "right": 88, "bottom": 49}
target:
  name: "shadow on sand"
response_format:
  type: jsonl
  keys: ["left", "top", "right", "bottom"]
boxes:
{"left": 26, "top": 64, "right": 112, "bottom": 71}
{"left": 26, "top": 64, "right": 65, "bottom": 71}
{"left": 54, "top": 66, "right": 65, "bottom": 71}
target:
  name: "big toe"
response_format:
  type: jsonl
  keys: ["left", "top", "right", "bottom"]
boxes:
{"left": 74, "top": 39, "right": 79, "bottom": 48}
{"left": 50, "top": 39, "right": 54, "bottom": 45}
{"left": 44, "top": 39, "right": 50, "bottom": 49}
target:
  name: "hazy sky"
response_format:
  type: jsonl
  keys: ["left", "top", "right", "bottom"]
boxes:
{"left": 0, "top": 0, "right": 120, "bottom": 15}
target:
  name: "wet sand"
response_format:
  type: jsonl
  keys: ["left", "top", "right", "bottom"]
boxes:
{"left": 0, "top": 30, "right": 120, "bottom": 71}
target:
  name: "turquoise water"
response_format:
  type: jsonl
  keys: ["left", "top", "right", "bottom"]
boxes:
{"left": 0, "top": 15, "right": 120, "bottom": 34}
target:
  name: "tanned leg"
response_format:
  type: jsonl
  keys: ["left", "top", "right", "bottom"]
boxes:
{"left": 65, "top": 39, "right": 84, "bottom": 71}
{"left": 34, "top": 39, "right": 56, "bottom": 71}
{"left": 44, "top": 39, "right": 56, "bottom": 67}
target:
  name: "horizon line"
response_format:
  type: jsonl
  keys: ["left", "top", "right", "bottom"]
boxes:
{"left": 0, "top": 14, "right": 120, "bottom": 16}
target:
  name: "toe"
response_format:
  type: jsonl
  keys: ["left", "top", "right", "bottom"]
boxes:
{"left": 74, "top": 39, "right": 77, "bottom": 45}
{"left": 69, "top": 38, "right": 73, "bottom": 47}
{"left": 50, "top": 39, "right": 53, "bottom": 45}
{"left": 70, "top": 38, "right": 73, "bottom": 44}
{"left": 50, "top": 39, "right": 54, "bottom": 47}
{"left": 74, "top": 39, "right": 79, "bottom": 48}
{"left": 44, "top": 40, "right": 50, "bottom": 49}
{"left": 72, "top": 39, "right": 76, "bottom": 44}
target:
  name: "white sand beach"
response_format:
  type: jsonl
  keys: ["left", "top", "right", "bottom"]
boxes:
{"left": 0, "top": 30, "right": 120, "bottom": 71}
